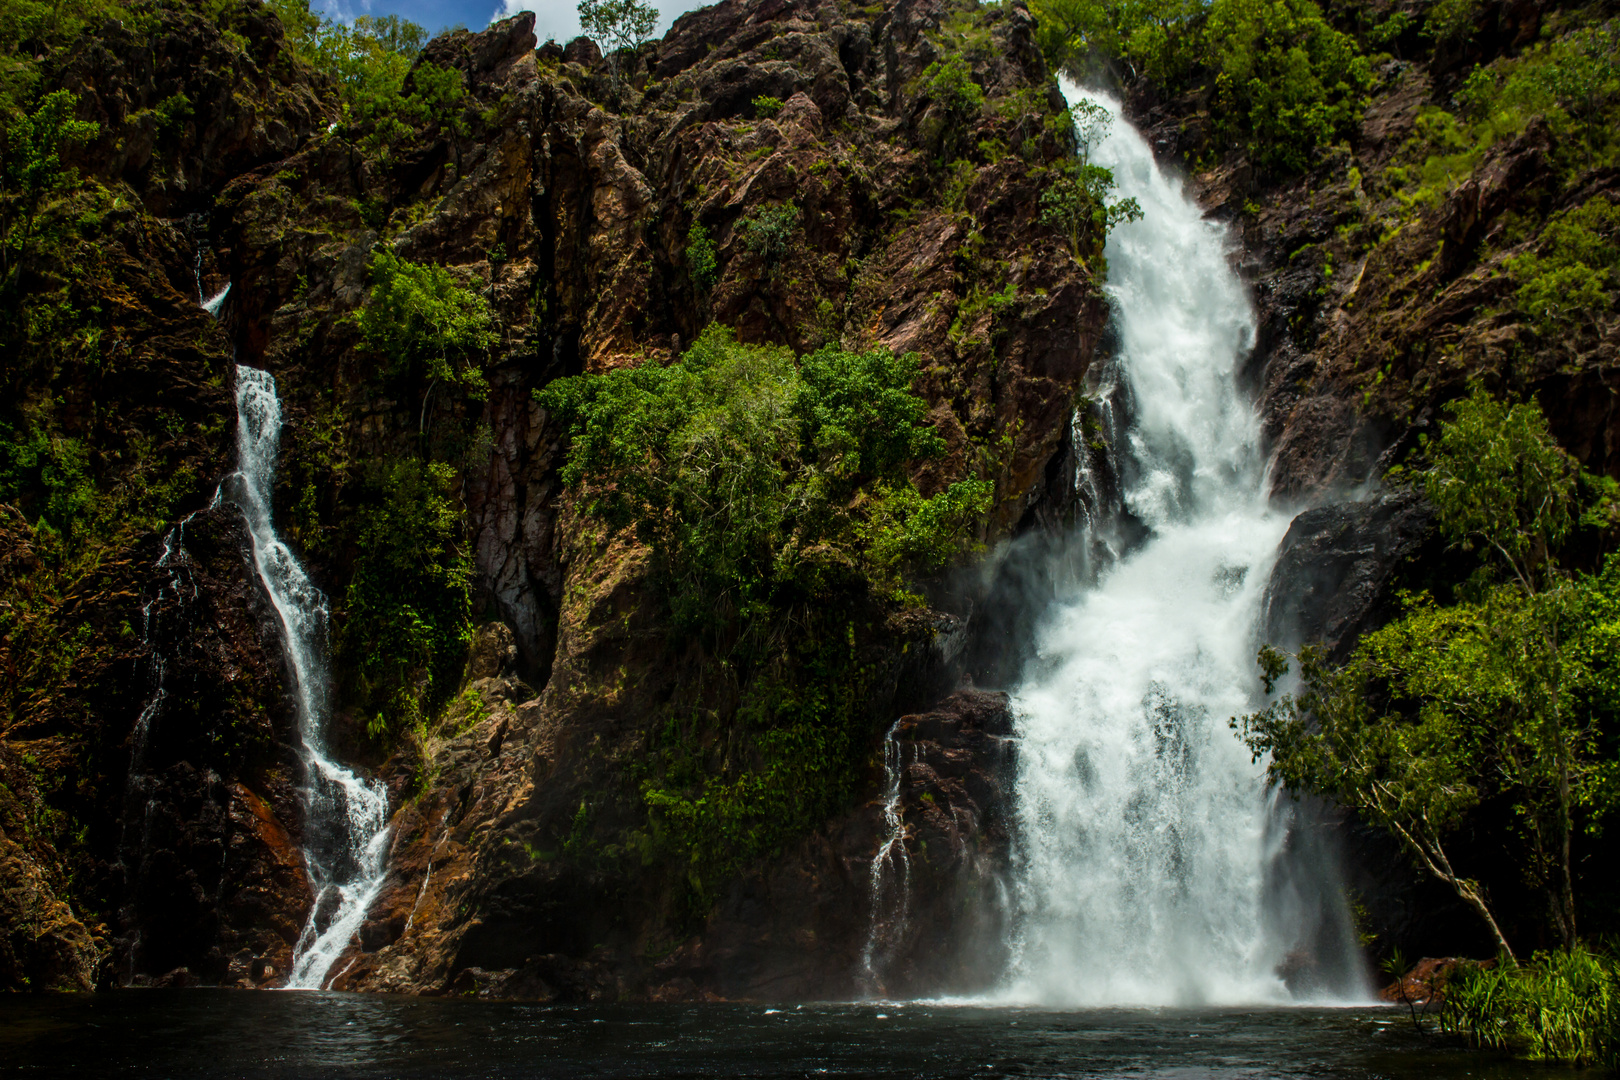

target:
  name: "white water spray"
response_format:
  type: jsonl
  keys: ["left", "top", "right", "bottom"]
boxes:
{"left": 1002, "top": 86, "right": 1358, "bottom": 1006}
{"left": 226, "top": 366, "right": 391, "bottom": 990}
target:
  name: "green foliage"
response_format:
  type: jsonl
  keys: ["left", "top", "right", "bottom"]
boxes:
{"left": 1443, "top": 946, "right": 1620, "bottom": 1067}
{"left": 1040, "top": 161, "right": 1144, "bottom": 261}
{"left": 357, "top": 247, "right": 496, "bottom": 392}
{"left": 1504, "top": 197, "right": 1620, "bottom": 333}
{"left": 737, "top": 202, "right": 800, "bottom": 268}
{"left": 1, "top": 90, "right": 99, "bottom": 290}
{"left": 339, "top": 458, "right": 473, "bottom": 738}
{"left": 0, "top": 422, "right": 95, "bottom": 537}
{"left": 640, "top": 635, "right": 874, "bottom": 902}
{"left": 1424, "top": 0, "right": 1483, "bottom": 45}
{"left": 1237, "top": 389, "right": 1620, "bottom": 960}
{"left": 751, "top": 94, "right": 784, "bottom": 118}
{"left": 265, "top": 0, "right": 463, "bottom": 155}
{"left": 1394, "top": 23, "right": 1620, "bottom": 203}
{"left": 1417, "top": 384, "right": 1579, "bottom": 586}
{"left": 541, "top": 326, "right": 990, "bottom": 906}
{"left": 1205, "top": 0, "right": 1371, "bottom": 172}
{"left": 539, "top": 324, "right": 989, "bottom": 631}
{"left": 0, "top": 0, "right": 114, "bottom": 119}
{"left": 1029, "top": 0, "right": 1369, "bottom": 173}
{"left": 684, "top": 221, "right": 718, "bottom": 292}
{"left": 921, "top": 55, "right": 985, "bottom": 116}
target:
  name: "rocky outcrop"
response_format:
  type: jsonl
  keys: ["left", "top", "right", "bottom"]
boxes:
{"left": 1262, "top": 491, "right": 1437, "bottom": 659}
{"left": 328, "top": 668, "right": 1014, "bottom": 1000}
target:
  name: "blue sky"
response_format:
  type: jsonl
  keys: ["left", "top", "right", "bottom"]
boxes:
{"left": 317, "top": 0, "right": 712, "bottom": 41}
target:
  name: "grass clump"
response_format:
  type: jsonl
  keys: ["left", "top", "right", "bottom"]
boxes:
{"left": 1442, "top": 946, "right": 1620, "bottom": 1068}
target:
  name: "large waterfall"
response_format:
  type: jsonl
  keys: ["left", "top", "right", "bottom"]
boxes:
{"left": 226, "top": 366, "right": 391, "bottom": 991}
{"left": 1001, "top": 87, "right": 1361, "bottom": 1006}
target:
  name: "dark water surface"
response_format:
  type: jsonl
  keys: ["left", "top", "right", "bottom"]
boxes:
{"left": 0, "top": 992, "right": 1577, "bottom": 1078}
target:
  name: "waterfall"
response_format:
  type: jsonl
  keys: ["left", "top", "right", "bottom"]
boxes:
{"left": 225, "top": 366, "right": 391, "bottom": 991}
{"left": 860, "top": 719, "right": 913, "bottom": 994}
{"left": 202, "top": 283, "right": 231, "bottom": 318}
{"left": 1001, "top": 86, "right": 1361, "bottom": 1006}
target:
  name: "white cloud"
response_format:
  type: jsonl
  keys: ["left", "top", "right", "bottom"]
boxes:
{"left": 492, "top": 1, "right": 711, "bottom": 46}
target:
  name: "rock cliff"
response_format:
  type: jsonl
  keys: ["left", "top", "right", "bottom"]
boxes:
{"left": 0, "top": 0, "right": 1106, "bottom": 995}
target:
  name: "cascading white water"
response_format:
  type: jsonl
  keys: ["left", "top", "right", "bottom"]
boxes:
{"left": 202, "top": 283, "right": 231, "bottom": 318}
{"left": 226, "top": 366, "right": 391, "bottom": 991}
{"left": 860, "top": 719, "right": 913, "bottom": 994}
{"left": 1001, "top": 85, "right": 1357, "bottom": 1006}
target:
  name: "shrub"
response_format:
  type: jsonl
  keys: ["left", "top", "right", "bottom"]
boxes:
{"left": 357, "top": 247, "right": 495, "bottom": 393}
{"left": 685, "top": 221, "right": 718, "bottom": 291}
{"left": 737, "top": 202, "right": 800, "bottom": 268}
{"left": 1039, "top": 161, "right": 1143, "bottom": 261}
{"left": 1505, "top": 196, "right": 1620, "bottom": 332}
{"left": 539, "top": 325, "right": 992, "bottom": 901}
{"left": 338, "top": 457, "right": 473, "bottom": 739}
{"left": 537, "top": 324, "right": 990, "bottom": 631}
{"left": 1205, "top": 0, "right": 1372, "bottom": 173}
{"left": 751, "top": 94, "right": 784, "bottom": 117}
{"left": 921, "top": 54, "right": 985, "bottom": 116}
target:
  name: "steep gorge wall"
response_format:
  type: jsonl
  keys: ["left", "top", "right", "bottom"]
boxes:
{"left": 0, "top": 0, "right": 1107, "bottom": 996}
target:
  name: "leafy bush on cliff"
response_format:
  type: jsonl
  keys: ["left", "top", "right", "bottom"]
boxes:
{"left": 357, "top": 246, "right": 496, "bottom": 397}
{"left": 1506, "top": 196, "right": 1620, "bottom": 332}
{"left": 265, "top": 0, "right": 465, "bottom": 153}
{"left": 338, "top": 457, "right": 474, "bottom": 739}
{"left": 0, "top": 0, "right": 112, "bottom": 118}
{"left": 1388, "top": 23, "right": 1620, "bottom": 211}
{"left": 922, "top": 54, "right": 986, "bottom": 116}
{"left": 1, "top": 90, "right": 98, "bottom": 293}
{"left": 540, "top": 324, "right": 990, "bottom": 628}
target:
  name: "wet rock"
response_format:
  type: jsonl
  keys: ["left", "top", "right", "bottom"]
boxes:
{"left": 1262, "top": 491, "right": 1436, "bottom": 658}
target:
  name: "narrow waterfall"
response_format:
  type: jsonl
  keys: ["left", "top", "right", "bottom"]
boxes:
{"left": 225, "top": 366, "right": 391, "bottom": 991}
{"left": 859, "top": 719, "right": 912, "bottom": 994}
{"left": 1002, "top": 86, "right": 1360, "bottom": 1006}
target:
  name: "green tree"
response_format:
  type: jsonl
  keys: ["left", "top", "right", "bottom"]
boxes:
{"left": 339, "top": 457, "right": 474, "bottom": 738}
{"left": 1235, "top": 388, "right": 1620, "bottom": 961}
{"left": 266, "top": 0, "right": 460, "bottom": 155}
{"left": 0, "top": 90, "right": 98, "bottom": 290}
{"left": 577, "top": 0, "right": 658, "bottom": 90}
{"left": 357, "top": 247, "right": 496, "bottom": 431}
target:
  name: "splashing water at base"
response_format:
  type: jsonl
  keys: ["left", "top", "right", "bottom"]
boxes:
{"left": 1001, "top": 86, "right": 1364, "bottom": 1007}
{"left": 226, "top": 366, "right": 391, "bottom": 990}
